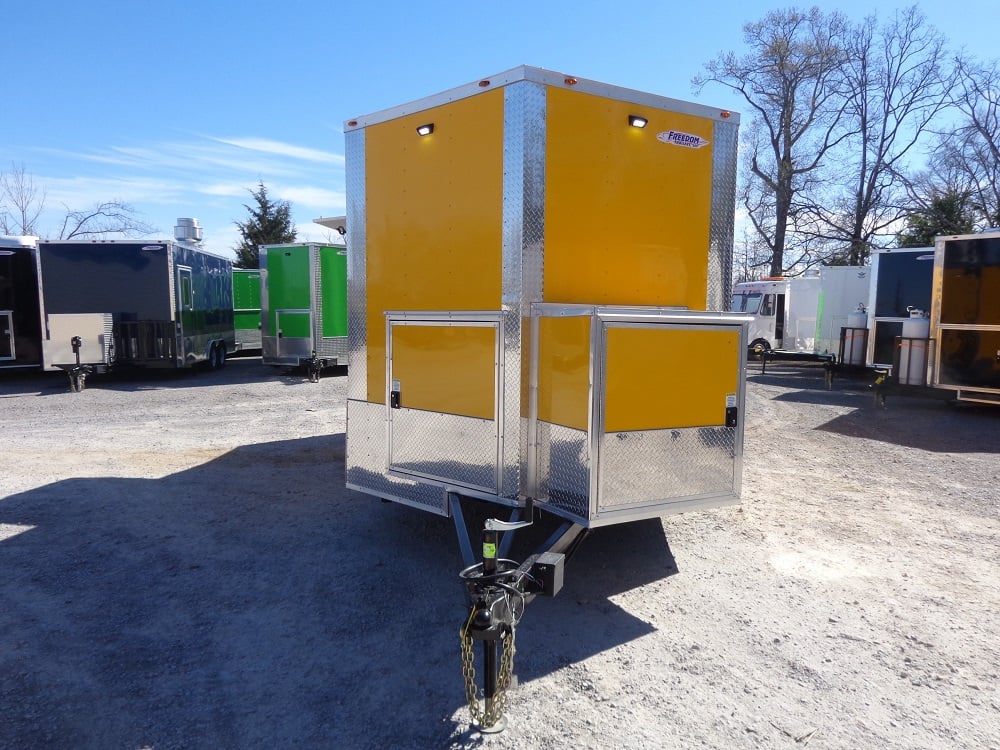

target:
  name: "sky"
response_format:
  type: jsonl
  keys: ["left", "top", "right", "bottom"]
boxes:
{"left": 3, "top": 0, "right": 997, "bottom": 259}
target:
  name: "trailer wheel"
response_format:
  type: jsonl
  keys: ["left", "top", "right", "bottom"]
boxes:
{"left": 207, "top": 344, "right": 219, "bottom": 370}
{"left": 215, "top": 345, "right": 226, "bottom": 369}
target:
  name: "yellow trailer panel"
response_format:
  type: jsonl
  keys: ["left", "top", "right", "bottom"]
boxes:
{"left": 545, "top": 87, "right": 714, "bottom": 308}
{"left": 604, "top": 326, "right": 740, "bottom": 432}
{"left": 390, "top": 323, "right": 497, "bottom": 420}
{"left": 536, "top": 315, "right": 591, "bottom": 432}
{"left": 365, "top": 91, "right": 505, "bottom": 402}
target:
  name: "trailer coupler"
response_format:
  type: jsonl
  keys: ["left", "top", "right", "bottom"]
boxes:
{"left": 457, "top": 516, "right": 566, "bottom": 732}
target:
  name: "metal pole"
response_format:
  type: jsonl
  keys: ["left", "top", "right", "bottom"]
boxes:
{"left": 481, "top": 528, "right": 499, "bottom": 722}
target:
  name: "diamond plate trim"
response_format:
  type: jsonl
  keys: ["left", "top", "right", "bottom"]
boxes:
{"left": 708, "top": 120, "right": 739, "bottom": 311}
{"left": 389, "top": 408, "right": 498, "bottom": 493}
{"left": 346, "top": 129, "right": 367, "bottom": 401}
{"left": 235, "top": 329, "right": 261, "bottom": 350}
{"left": 346, "top": 398, "right": 448, "bottom": 515}
{"left": 503, "top": 80, "right": 547, "bottom": 500}
{"left": 599, "top": 426, "right": 737, "bottom": 511}
{"left": 534, "top": 421, "right": 592, "bottom": 521}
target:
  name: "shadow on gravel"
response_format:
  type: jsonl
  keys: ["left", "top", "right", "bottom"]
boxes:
{"left": 0, "top": 357, "right": 348, "bottom": 398}
{"left": 814, "top": 397, "right": 1000, "bottom": 452}
{"left": 274, "top": 364, "right": 349, "bottom": 387}
{"left": 0, "top": 431, "right": 678, "bottom": 749}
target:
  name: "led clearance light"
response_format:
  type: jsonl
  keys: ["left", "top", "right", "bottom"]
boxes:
{"left": 416, "top": 123, "right": 434, "bottom": 136}
{"left": 628, "top": 114, "right": 648, "bottom": 128}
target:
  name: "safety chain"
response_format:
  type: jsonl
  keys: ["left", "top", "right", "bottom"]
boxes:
{"left": 460, "top": 607, "right": 515, "bottom": 729}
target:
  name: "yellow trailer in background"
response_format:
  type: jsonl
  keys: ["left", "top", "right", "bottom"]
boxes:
{"left": 342, "top": 66, "right": 747, "bottom": 730}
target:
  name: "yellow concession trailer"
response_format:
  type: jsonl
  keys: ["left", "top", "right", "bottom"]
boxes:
{"left": 344, "top": 66, "right": 747, "bottom": 731}
{"left": 344, "top": 66, "right": 747, "bottom": 528}
{"left": 928, "top": 230, "right": 1000, "bottom": 404}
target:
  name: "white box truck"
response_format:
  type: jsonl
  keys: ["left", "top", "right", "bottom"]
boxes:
{"left": 731, "top": 266, "right": 871, "bottom": 361}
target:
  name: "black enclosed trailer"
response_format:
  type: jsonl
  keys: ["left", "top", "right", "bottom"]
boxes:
{"left": 866, "top": 247, "right": 935, "bottom": 370}
{"left": 0, "top": 235, "right": 44, "bottom": 370}
{"left": 870, "top": 232, "right": 1000, "bottom": 406}
{"left": 39, "top": 231, "right": 235, "bottom": 376}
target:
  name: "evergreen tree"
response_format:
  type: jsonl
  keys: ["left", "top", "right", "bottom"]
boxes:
{"left": 233, "top": 182, "right": 296, "bottom": 268}
{"left": 897, "top": 190, "right": 976, "bottom": 247}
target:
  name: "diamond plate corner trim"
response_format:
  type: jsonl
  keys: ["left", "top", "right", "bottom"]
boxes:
{"left": 708, "top": 120, "right": 739, "bottom": 311}
{"left": 534, "top": 420, "right": 592, "bottom": 523}
{"left": 346, "top": 128, "right": 367, "bottom": 401}
{"left": 346, "top": 398, "right": 448, "bottom": 515}
{"left": 311, "top": 244, "right": 322, "bottom": 350}
{"left": 505, "top": 80, "right": 547, "bottom": 501}
{"left": 598, "top": 426, "right": 737, "bottom": 512}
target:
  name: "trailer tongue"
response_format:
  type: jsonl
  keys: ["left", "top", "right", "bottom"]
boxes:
{"left": 455, "top": 497, "right": 582, "bottom": 732}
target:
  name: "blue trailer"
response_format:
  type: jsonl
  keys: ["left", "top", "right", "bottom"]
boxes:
{"left": 39, "top": 226, "right": 235, "bottom": 381}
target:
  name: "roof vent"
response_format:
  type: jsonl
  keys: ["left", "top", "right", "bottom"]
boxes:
{"left": 174, "top": 218, "right": 203, "bottom": 244}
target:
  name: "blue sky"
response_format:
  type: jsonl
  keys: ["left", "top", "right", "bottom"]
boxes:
{"left": 3, "top": 0, "right": 996, "bottom": 259}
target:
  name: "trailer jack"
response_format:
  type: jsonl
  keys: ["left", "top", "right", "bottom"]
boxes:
{"left": 57, "top": 335, "right": 94, "bottom": 393}
{"left": 452, "top": 493, "right": 585, "bottom": 732}
{"left": 304, "top": 351, "right": 327, "bottom": 382}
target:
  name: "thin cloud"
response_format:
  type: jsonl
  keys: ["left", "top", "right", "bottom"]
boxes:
{"left": 13, "top": 134, "right": 345, "bottom": 257}
{"left": 212, "top": 137, "right": 345, "bottom": 165}
{"left": 276, "top": 186, "right": 345, "bottom": 210}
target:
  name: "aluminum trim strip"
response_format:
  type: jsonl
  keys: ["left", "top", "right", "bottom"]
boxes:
{"left": 346, "top": 128, "right": 367, "bottom": 401}
{"left": 345, "top": 66, "right": 740, "bottom": 131}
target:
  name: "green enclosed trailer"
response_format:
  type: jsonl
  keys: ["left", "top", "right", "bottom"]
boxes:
{"left": 232, "top": 269, "right": 262, "bottom": 353}
{"left": 259, "top": 243, "right": 348, "bottom": 367}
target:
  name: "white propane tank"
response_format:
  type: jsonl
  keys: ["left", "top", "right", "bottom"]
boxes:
{"left": 843, "top": 304, "right": 868, "bottom": 365}
{"left": 897, "top": 307, "right": 930, "bottom": 385}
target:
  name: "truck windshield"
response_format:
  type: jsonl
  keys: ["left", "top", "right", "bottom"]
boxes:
{"left": 731, "top": 292, "right": 762, "bottom": 314}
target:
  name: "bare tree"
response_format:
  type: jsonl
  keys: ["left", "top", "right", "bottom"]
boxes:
{"left": 0, "top": 161, "right": 46, "bottom": 235}
{"left": 695, "top": 6, "right": 852, "bottom": 276}
{"left": 0, "top": 162, "right": 155, "bottom": 239}
{"left": 57, "top": 200, "right": 156, "bottom": 240}
{"left": 811, "top": 6, "right": 952, "bottom": 264}
{"left": 942, "top": 56, "right": 1000, "bottom": 228}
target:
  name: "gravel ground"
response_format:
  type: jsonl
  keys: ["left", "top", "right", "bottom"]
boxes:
{"left": 0, "top": 357, "right": 998, "bottom": 749}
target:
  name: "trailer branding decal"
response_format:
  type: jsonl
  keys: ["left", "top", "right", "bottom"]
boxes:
{"left": 657, "top": 130, "right": 710, "bottom": 149}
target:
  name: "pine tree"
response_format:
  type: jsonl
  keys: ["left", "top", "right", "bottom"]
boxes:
{"left": 897, "top": 190, "right": 976, "bottom": 248}
{"left": 233, "top": 182, "right": 297, "bottom": 268}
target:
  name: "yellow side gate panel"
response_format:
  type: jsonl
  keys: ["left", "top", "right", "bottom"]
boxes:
{"left": 604, "top": 326, "right": 740, "bottom": 432}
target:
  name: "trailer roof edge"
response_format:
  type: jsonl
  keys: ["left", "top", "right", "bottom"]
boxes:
{"left": 344, "top": 65, "right": 740, "bottom": 131}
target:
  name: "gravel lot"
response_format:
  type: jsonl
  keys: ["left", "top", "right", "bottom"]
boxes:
{"left": 1, "top": 357, "right": 998, "bottom": 749}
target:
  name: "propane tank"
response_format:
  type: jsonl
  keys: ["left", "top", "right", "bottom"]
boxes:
{"left": 843, "top": 304, "right": 868, "bottom": 365}
{"left": 898, "top": 307, "right": 930, "bottom": 385}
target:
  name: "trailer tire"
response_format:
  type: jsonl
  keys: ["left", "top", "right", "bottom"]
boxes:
{"left": 207, "top": 344, "right": 219, "bottom": 370}
{"left": 215, "top": 344, "right": 226, "bottom": 369}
